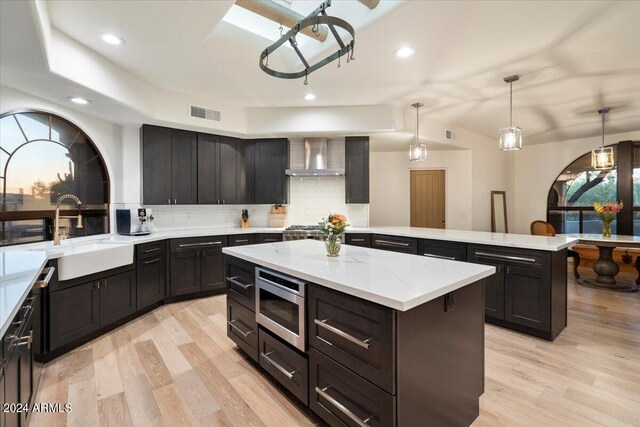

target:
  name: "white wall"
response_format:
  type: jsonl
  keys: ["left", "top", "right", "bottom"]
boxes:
{"left": 510, "top": 131, "right": 640, "bottom": 234}
{"left": 369, "top": 116, "right": 510, "bottom": 232}
{"left": 370, "top": 150, "right": 472, "bottom": 230}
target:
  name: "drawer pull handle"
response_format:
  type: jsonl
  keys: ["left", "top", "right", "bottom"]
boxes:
{"left": 315, "top": 386, "right": 373, "bottom": 427}
{"left": 226, "top": 276, "right": 254, "bottom": 290}
{"left": 423, "top": 253, "right": 457, "bottom": 261}
{"left": 474, "top": 251, "right": 536, "bottom": 263}
{"left": 315, "top": 319, "right": 371, "bottom": 349}
{"left": 143, "top": 247, "right": 161, "bottom": 253}
{"left": 350, "top": 238, "right": 365, "bottom": 242}
{"left": 34, "top": 266, "right": 55, "bottom": 288}
{"left": 227, "top": 319, "right": 254, "bottom": 337}
{"left": 178, "top": 241, "right": 222, "bottom": 248}
{"left": 143, "top": 258, "right": 162, "bottom": 265}
{"left": 263, "top": 239, "right": 278, "bottom": 242}
{"left": 261, "top": 351, "right": 297, "bottom": 380}
{"left": 375, "top": 239, "right": 410, "bottom": 248}
{"left": 234, "top": 239, "right": 249, "bottom": 243}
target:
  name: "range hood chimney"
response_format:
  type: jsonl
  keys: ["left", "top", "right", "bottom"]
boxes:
{"left": 286, "top": 138, "right": 345, "bottom": 176}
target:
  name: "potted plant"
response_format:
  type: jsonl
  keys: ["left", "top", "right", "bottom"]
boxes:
{"left": 319, "top": 213, "right": 349, "bottom": 257}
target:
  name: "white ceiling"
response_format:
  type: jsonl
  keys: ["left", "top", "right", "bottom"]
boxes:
{"left": 9, "top": 0, "right": 640, "bottom": 144}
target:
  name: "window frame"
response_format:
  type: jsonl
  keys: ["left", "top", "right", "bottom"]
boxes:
{"left": 547, "top": 140, "right": 638, "bottom": 235}
{"left": 1, "top": 109, "right": 110, "bottom": 246}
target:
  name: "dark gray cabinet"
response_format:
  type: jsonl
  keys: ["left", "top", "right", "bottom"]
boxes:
{"left": 142, "top": 125, "right": 197, "bottom": 205}
{"left": 467, "top": 244, "right": 565, "bottom": 340}
{"left": 371, "top": 234, "right": 418, "bottom": 254}
{"left": 345, "top": 136, "right": 369, "bottom": 204}
{"left": 99, "top": 271, "right": 136, "bottom": 326}
{"left": 169, "top": 237, "right": 227, "bottom": 296}
{"left": 228, "top": 234, "right": 256, "bottom": 246}
{"left": 136, "top": 242, "right": 167, "bottom": 310}
{"left": 197, "top": 134, "right": 244, "bottom": 204}
{"left": 50, "top": 281, "right": 100, "bottom": 350}
{"left": 245, "top": 138, "right": 289, "bottom": 204}
{"left": 257, "top": 233, "right": 283, "bottom": 244}
{"left": 50, "top": 270, "right": 136, "bottom": 351}
{"left": 345, "top": 233, "right": 371, "bottom": 247}
{"left": 419, "top": 239, "right": 466, "bottom": 261}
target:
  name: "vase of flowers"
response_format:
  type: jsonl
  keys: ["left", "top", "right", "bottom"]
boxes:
{"left": 319, "top": 213, "right": 349, "bottom": 257}
{"left": 593, "top": 201, "right": 623, "bottom": 237}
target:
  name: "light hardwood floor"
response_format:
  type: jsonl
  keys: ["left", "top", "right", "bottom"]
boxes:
{"left": 30, "top": 267, "right": 640, "bottom": 427}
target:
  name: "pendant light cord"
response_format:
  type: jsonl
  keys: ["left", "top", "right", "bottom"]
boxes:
{"left": 509, "top": 81, "right": 513, "bottom": 127}
{"left": 601, "top": 109, "right": 605, "bottom": 149}
{"left": 416, "top": 104, "right": 420, "bottom": 144}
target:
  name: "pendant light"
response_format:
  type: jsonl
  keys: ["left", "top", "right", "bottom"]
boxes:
{"left": 591, "top": 107, "right": 614, "bottom": 170}
{"left": 498, "top": 75, "right": 523, "bottom": 151}
{"left": 409, "top": 102, "right": 427, "bottom": 161}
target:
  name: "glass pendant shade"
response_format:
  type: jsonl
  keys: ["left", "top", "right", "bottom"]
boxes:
{"left": 499, "top": 126, "right": 523, "bottom": 151}
{"left": 409, "top": 142, "right": 427, "bottom": 161}
{"left": 591, "top": 146, "right": 614, "bottom": 170}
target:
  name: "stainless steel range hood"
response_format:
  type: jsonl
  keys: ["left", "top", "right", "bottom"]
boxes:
{"left": 285, "top": 138, "right": 345, "bottom": 176}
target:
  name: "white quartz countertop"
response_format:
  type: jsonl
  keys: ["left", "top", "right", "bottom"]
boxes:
{"left": 0, "top": 251, "right": 47, "bottom": 337}
{"left": 349, "top": 226, "right": 577, "bottom": 251}
{"left": 569, "top": 233, "right": 640, "bottom": 246}
{"left": 223, "top": 240, "right": 496, "bottom": 311}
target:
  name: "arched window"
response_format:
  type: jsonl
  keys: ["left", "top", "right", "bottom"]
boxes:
{"left": 547, "top": 141, "right": 640, "bottom": 235}
{"left": 1, "top": 110, "right": 110, "bottom": 245}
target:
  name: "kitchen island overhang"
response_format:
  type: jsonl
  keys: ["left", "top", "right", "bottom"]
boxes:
{"left": 223, "top": 240, "right": 495, "bottom": 427}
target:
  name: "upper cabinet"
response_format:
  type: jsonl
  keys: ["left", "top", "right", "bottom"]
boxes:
{"left": 345, "top": 136, "right": 370, "bottom": 204}
{"left": 197, "top": 134, "right": 244, "bottom": 204}
{"left": 142, "top": 125, "right": 197, "bottom": 205}
{"left": 245, "top": 138, "right": 289, "bottom": 205}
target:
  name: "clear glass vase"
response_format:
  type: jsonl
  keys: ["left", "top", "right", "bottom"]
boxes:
{"left": 325, "top": 235, "right": 342, "bottom": 257}
{"left": 602, "top": 221, "right": 612, "bottom": 238}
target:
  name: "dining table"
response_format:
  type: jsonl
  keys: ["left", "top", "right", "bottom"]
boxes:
{"left": 569, "top": 234, "right": 640, "bottom": 292}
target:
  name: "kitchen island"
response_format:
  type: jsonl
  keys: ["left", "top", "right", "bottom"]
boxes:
{"left": 223, "top": 240, "right": 495, "bottom": 427}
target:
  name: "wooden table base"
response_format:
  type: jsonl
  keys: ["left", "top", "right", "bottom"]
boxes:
{"left": 577, "top": 245, "right": 639, "bottom": 292}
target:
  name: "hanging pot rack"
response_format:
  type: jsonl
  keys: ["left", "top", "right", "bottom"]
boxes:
{"left": 259, "top": 0, "right": 355, "bottom": 85}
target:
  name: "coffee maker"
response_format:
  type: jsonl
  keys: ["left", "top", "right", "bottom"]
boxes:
{"left": 116, "top": 208, "right": 154, "bottom": 236}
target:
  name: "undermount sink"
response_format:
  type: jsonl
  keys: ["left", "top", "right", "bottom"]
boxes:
{"left": 56, "top": 241, "right": 134, "bottom": 281}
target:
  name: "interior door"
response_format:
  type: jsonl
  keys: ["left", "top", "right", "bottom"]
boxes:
{"left": 410, "top": 170, "right": 445, "bottom": 228}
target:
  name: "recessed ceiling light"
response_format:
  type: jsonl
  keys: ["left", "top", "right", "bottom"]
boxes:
{"left": 395, "top": 46, "right": 415, "bottom": 58}
{"left": 68, "top": 97, "right": 90, "bottom": 105}
{"left": 101, "top": 33, "right": 125, "bottom": 45}
{"left": 304, "top": 93, "right": 316, "bottom": 101}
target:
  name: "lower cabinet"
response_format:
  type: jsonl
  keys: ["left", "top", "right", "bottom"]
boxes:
{"left": 345, "top": 233, "right": 371, "bottom": 247}
{"left": 309, "top": 348, "right": 396, "bottom": 427}
{"left": 137, "top": 255, "right": 166, "bottom": 310}
{"left": 257, "top": 233, "right": 283, "bottom": 244}
{"left": 419, "top": 239, "right": 466, "bottom": 261}
{"left": 99, "top": 271, "right": 136, "bottom": 326}
{"left": 467, "top": 244, "right": 564, "bottom": 340}
{"left": 49, "top": 270, "right": 136, "bottom": 351}
{"left": 258, "top": 328, "right": 308, "bottom": 405}
{"left": 50, "top": 282, "right": 100, "bottom": 350}
{"left": 169, "top": 237, "right": 227, "bottom": 296}
{"left": 371, "top": 234, "right": 418, "bottom": 254}
{"left": 226, "top": 297, "right": 258, "bottom": 361}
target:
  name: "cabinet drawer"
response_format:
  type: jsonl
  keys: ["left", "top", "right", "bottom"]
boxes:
{"left": 308, "top": 285, "right": 395, "bottom": 394}
{"left": 225, "top": 257, "right": 256, "bottom": 310}
{"left": 309, "top": 348, "right": 396, "bottom": 427}
{"left": 257, "top": 233, "right": 283, "bottom": 244}
{"left": 136, "top": 241, "right": 166, "bottom": 261}
{"left": 467, "top": 244, "right": 549, "bottom": 270}
{"left": 419, "top": 239, "right": 466, "bottom": 261}
{"left": 229, "top": 234, "right": 256, "bottom": 246}
{"left": 371, "top": 234, "right": 417, "bottom": 255}
{"left": 170, "top": 236, "right": 227, "bottom": 253}
{"left": 345, "top": 233, "right": 371, "bottom": 247}
{"left": 258, "top": 328, "right": 308, "bottom": 405}
{"left": 227, "top": 297, "right": 258, "bottom": 361}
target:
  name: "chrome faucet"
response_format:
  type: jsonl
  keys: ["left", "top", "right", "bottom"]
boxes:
{"left": 54, "top": 194, "right": 83, "bottom": 245}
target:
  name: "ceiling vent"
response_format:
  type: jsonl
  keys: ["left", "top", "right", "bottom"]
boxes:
{"left": 190, "top": 105, "right": 221, "bottom": 122}
{"left": 445, "top": 129, "right": 456, "bottom": 141}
